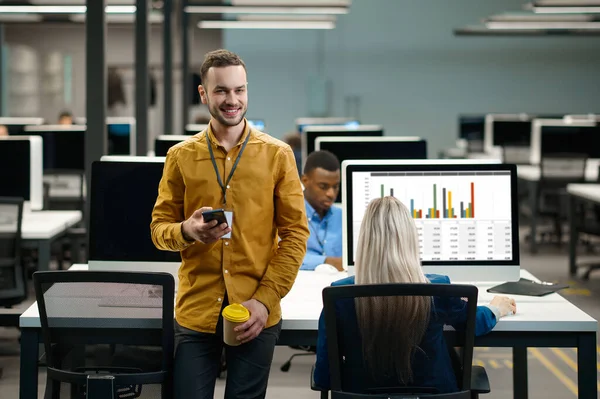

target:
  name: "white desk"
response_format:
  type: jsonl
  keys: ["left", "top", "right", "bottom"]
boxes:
{"left": 517, "top": 160, "right": 600, "bottom": 182}
{"left": 18, "top": 266, "right": 597, "bottom": 399}
{"left": 567, "top": 184, "right": 600, "bottom": 278}
{"left": 21, "top": 211, "right": 82, "bottom": 271}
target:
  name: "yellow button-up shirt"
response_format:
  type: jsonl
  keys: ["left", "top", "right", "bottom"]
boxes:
{"left": 150, "top": 120, "right": 309, "bottom": 333}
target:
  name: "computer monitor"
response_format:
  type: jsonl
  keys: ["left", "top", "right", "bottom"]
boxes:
{"left": 154, "top": 135, "right": 189, "bottom": 157}
{"left": 483, "top": 114, "right": 533, "bottom": 153}
{"left": 24, "top": 125, "right": 86, "bottom": 172}
{"left": 88, "top": 158, "right": 181, "bottom": 279}
{"left": 301, "top": 125, "right": 384, "bottom": 168}
{"left": 315, "top": 136, "right": 427, "bottom": 203}
{"left": 342, "top": 159, "right": 519, "bottom": 283}
{"left": 530, "top": 118, "right": 600, "bottom": 164}
{"left": 0, "top": 136, "right": 43, "bottom": 211}
{"left": 295, "top": 117, "right": 360, "bottom": 134}
{"left": 185, "top": 124, "right": 208, "bottom": 135}
{"left": 107, "top": 117, "right": 136, "bottom": 156}
{"left": 247, "top": 119, "right": 265, "bottom": 131}
{"left": 459, "top": 115, "right": 485, "bottom": 141}
{"left": 0, "top": 117, "right": 44, "bottom": 135}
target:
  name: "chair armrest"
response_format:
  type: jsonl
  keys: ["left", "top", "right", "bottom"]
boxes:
{"left": 471, "top": 365, "right": 490, "bottom": 394}
{"left": 311, "top": 364, "right": 329, "bottom": 398}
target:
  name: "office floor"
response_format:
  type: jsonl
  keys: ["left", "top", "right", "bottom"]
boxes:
{"left": 1, "top": 238, "right": 600, "bottom": 398}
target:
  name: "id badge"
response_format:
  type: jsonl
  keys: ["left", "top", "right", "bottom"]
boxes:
{"left": 223, "top": 210, "right": 233, "bottom": 239}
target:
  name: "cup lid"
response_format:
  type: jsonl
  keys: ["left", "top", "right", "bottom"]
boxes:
{"left": 222, "top": 303, "right": 250, "bottom": 323}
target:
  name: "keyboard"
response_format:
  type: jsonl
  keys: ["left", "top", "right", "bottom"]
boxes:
{"left": 98, "top": 296, "right": 162, "bottom": 308}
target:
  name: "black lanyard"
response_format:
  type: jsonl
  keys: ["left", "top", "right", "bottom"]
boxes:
{"left": 206, "top": 130, "right": 251, "bottom": 205}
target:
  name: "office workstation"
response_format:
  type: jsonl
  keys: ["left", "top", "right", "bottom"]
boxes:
{"left": 1, "top": 1, "right": 600, "bottom": 399}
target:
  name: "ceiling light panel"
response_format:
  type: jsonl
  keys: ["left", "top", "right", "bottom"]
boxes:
{"left": 185, "top": 5, "right": 348, "bottom": 14}
{"left": 198, "top": 20, "right": 335, "bottom": 29}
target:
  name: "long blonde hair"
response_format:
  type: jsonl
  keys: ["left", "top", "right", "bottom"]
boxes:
{"left": 355, "top": 196, "right": 431, "bottom": 384}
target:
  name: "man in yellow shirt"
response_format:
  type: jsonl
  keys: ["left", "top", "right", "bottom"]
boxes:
{"left": 150, "top": 49, "right": 309, "bottom": 399}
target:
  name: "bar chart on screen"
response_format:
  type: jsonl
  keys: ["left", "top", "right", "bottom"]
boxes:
{"left": 351, "top": 171, "right": 513, "bottom": 262}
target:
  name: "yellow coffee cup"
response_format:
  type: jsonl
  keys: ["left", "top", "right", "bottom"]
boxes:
{"left": 222, "top": 303, "right": 250, "bottom": 346}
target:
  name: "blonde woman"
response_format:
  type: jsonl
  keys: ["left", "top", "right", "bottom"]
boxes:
{"left": 314, "top": 196, "right": 516, "bottom": 393}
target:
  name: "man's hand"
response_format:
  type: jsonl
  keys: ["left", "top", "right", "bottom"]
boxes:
{"left": 234, "top": 299, "right": 268, "bottom": 344}
{"left": 325, "top": 257, "right": 344, "bottom": 271}
{"left": 182, "top": 207, "right": 231, "bottom": 244}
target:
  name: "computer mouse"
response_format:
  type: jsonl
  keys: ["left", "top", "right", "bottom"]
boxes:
{"left": 315, "top": 263, "right": 340, "bottom": 275}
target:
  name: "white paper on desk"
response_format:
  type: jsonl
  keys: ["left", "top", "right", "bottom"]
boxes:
{"left": 223, "top": 211, "right": 233, "bottom": 239}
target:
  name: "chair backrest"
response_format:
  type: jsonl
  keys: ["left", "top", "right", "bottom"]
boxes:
{"left": 540, "top": 153, "right": 588, "bottom": 183}
{"left": 0, "top": 196, "right": 25, "bottom": 305}
{"left": 33, "top": 270, "right": 175, "bottom": 395}
{"left": 322, "top": 283, "right": 478, "bottom": 396}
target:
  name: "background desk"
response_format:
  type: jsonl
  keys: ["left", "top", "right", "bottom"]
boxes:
{"left": 19, "top": 267, "right": 597, "bottom": 399}
{"left": 518, "top": 162, "right": 600, "bottom": 254}
{"left": 21, "top": 211, "right": 82, "bottom": 271}
{"left": 567, "top": 184, "right": 600, "bottom": 278}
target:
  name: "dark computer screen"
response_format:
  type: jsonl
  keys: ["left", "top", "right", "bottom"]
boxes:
{"left": 459, "top": 116, "right": 485, "bottom": 141}
{"left": 492, "top": 121, "right": 532, "bottom": 147}
{"left": 6, "top": 124, "right": 29, "bottom": 136}
{"left": 305, "top": 128, "right": 383, "bottom": 157}
{"left": 541, "top": 125, "right": 600, "bottom": 157}
{"left": 318, "top": 139, "right": 428, "bottom": 203}
{"left": 89, "top": 161, "right": 181, "bottom": 262}
{"left": 155, "top": 138, "right": 184, "bottom": 157}
{"left": 107, "top": 124, "right": 131, "bottom": 155}
{"left": 39, "top": 130, "right": 85, "bottom": 172}
{"left": 0, "top": 141, "right": 31, "bottom": 200}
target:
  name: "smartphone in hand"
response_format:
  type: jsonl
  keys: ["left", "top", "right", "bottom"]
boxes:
{"left": 202, "top": 209, "right": 228, "bottom": 226}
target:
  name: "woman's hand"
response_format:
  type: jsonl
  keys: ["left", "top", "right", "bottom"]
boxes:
{"left": 490, "top": 295, "right": 517, "bottom": 317}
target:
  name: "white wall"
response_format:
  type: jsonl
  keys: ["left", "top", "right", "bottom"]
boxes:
{"left": 5, "top": 22, "right": 222, "bottom": 137}
{"left": 224, "top": 0, "right": 600, "bottom": 155}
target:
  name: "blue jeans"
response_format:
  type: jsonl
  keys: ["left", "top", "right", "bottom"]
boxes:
{"left": 173, "top": 310, "right": 282, "bottom": 399}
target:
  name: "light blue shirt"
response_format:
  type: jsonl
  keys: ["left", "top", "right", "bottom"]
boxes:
{"left": 301, "top": 199, "right": 343, "bottom": 270}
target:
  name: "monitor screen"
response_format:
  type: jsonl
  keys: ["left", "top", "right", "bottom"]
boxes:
{"left": 344, "top": 162, "right": 519, "bottom": 272}
{"left": 247, "top": 119, "right": 265, "bottom": 131}
{"left": 107, "top": 123, "right": 131, "bottom": 155}
{"left": 89, "top": 160, "right": 181, "bottom": 263}
{"left": 154, "top": 136, "right": 187, "bottom": 157}
{"left": 459, "top": 116, "right": 485, "bottom": 141}
{"left": 492, "top": 120, "right": 532, "bottom": 147}
{"left": 302, "top": 125, "right": 384, "bottom": 163}
{"left": 0, "top": 140, "right": 31, "bottom": 200}
{"left": 24, "top": 126, "right": 86, "bottom": 172}
{"left": 0, "top": 117, "right": 44, "bottom": 136}
{"left": 541, "top": 125, "right": 600, "bottom": 157}
{"left": 316, "top": 137, "right": 427, "bottom": 203}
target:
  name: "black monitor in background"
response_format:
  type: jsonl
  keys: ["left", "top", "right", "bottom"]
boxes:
{"left": 492, "top": 120, "right": 533, "bottom": 147}
{"left": 316, "top": 137, "right": 427, "bottom": 203}
{"left": 154, "top": 135, "right": 187, "bottom": 157}
{"left": 89, "top": 160, "right": 181, "bottom": 263}
{"left": 0, "top": 140, "right": 31, "bottom": 200}
{"left": 24, "top": 125, "right": 86, "bottom": 172}
{"left": 301, "top": 125, "right": 384, "bottom": 163}
{"left": 459, "top": 116, "right": 485, "bottom": 141}
{"left": 107, "top": 123, "right": 131, "bottom": 155}
{"left": 1, "top": 117, "right": 45, "bottom": 135}
{"left": 541, "top": 125, "right": 600, "bottom": 158}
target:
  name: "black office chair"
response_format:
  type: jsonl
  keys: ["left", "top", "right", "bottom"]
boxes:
{"left": 33, "top": 270, "right": 174, "bottom": 399}
{"left": 312, "top": 283, "right": 489, "bottom": 399}
{"left": 0, "top": 197, "right": 26, "bottom": 307}
{"left": 502, "top": 145, "right": 530, "bottom": 165}
{"left": 537, "top": 153, "right": 588, "bottom": 245}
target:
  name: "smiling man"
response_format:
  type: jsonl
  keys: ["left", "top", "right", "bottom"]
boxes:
{"left": 150, "top": 49, "right": 309, "bottom": 399}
